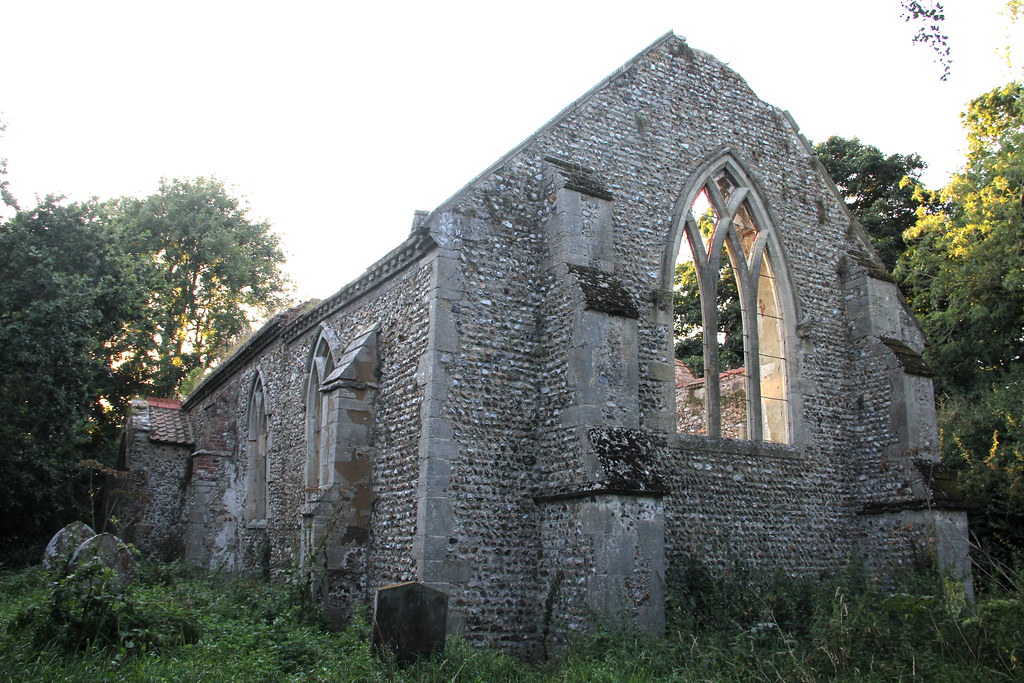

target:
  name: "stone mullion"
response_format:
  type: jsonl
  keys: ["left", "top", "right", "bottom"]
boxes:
{"left": 724, "top": 187, "right": 749, "bottom": 227}
{"left": 682, "top": 214, "right": 710, "bottom": 273}
{"left": 704, "top": 177, "right": 730, "bottom": 223}
{"left": 682, "top": 213, "right": 718, "bottom": 437}
{"left": 706, "top": 201, "right": 740, "bottom": 439}
{"left": 698, "top": 254, "right": 721, "bottom": 438}
{"left": 737, "top": 244, "right": 763, "bottom": 442}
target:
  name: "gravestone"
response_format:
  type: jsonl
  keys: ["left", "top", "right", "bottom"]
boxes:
{"left": 68, "top": 532, "right": 137, "bottom": 590}
{"left": 372, "top": 582, "right": 448, "bottom": 663}
{"left": 42, "top": 521, "right": 96, "bottom": 574}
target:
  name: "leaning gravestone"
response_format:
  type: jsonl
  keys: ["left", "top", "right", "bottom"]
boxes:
{"left": 68, "top": 532, "right": 137, "bottom": 590}
{"left": 41, "top": 521, "right": 96, "bottom": 574}
{"left": 372, "top": 582, "right": 448, "bottom": 663}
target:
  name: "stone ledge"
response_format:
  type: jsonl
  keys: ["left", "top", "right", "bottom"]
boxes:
{"left": 857, "top": 498, "right": 968, "bottom": 514}
{"left": 568, "top": 265, "right": 639, "bottom": 318}
{"left": 189, "top": 449, "right": 231, "bottom": 458}
{"left": 533, "top": 483, "right": 668, "bottom": 503}
{"left": 877, "top": 336, "right": 935, "bottom": 377}
{"left": 672, "top": 433, "right": 802, "bottom": 460}
{"left": 544, "top": 155, "right": 615, "bottom": 201}
{"left": 847, "top": 249, "right": 896, "bottom": 284}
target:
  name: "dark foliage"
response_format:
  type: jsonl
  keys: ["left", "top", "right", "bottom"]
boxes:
{"left": 814, "top": 135, "right": 926, "bottom": 272}
{"left": 0, "top": 198, "right": 146, "bottom": 554}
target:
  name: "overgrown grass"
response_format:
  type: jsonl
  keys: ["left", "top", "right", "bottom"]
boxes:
{"left": 2, "top": 560, "right": 1022, "bottom": 681}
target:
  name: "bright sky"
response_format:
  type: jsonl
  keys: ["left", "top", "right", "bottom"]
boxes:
{"left": 3, "top": 0, "right": 1021, "bottom": 301}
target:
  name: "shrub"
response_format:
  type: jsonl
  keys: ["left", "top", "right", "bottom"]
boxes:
{"left": 3, "top": 559, "right": 1024, "bottom": 680}
{"left": 13, "top": 559, "right": 199, "bottom": 653}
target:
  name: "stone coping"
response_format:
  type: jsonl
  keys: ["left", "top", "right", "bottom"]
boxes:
{"left": 182, "top": 231, "right": 435, "bottom": 410}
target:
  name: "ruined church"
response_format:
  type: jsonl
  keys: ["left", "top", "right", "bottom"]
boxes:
{"left": 120, "top": 33, "right": 970, "bottom": 656}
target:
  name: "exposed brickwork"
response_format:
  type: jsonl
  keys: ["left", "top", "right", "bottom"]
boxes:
{"left": 193, "top": 399, "right": 233, "bottom": 454}
{"left": 191, "top": 454, "right": 220, "bottom": 479}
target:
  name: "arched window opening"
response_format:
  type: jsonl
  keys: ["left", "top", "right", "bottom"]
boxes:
{"left": 305, "top": 333, "right": 335, "bottom": 491}
{"left": 244, "top": 374, "right": 268, "bottom": 521}
{"left": 672, "top": 160, "right": 790, "bottom": 443}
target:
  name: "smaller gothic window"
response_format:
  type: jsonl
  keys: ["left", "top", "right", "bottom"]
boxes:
{"left": 244, "top": 374, "right": 269, "bottom": 521}
{"left": 305, "top": 333, "right": 335, "bottom": 490}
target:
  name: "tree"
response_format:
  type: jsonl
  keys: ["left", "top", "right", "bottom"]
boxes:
{"left": 0, "top": 175, "right": 290, "bottom": 558}
{"left": 897, "top": 83, "right": 1024, "bottom": 392}
{"left": 0, "top": 197, "right": 147, "bottom": 555}
{"left": 116, "top": 178, "right": 291, "bottom": 397}
{"left": 814, "top": 136, "right": 927, "bottom": 272}
{"left": 938, "top": 366, "right": 1024, "bottom": 563}
{"left": 0, "top": 118, "right": 17, "bottom": 211}
{"left": 673, "top": 261, "right": 743, "bottom": 376}
{"left": 901, "top": 1, "right": 952, "bottom": 81}
{"left": 897, "top": 82, "right": 1024, "bottom": 570}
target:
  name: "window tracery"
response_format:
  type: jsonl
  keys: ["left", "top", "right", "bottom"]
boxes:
{"left": 671, "top": 158, "right": 791, "bottom": 443}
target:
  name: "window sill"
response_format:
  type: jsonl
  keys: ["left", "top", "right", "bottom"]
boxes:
{"left": 672, "top": 432, "right": 801, "bottom": 459}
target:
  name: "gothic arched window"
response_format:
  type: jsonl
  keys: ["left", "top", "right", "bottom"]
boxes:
{"left": 305, "top": 331, "right": 336, "bottom": 490}
{"left": 244, "top": 373, "right": 269, "bottom": 521}
{"left": 670, "top": 157, "right": 791, "bottom": 443}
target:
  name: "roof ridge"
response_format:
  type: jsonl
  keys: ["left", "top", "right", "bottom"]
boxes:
{"left": 146, "top": 397, "right": 182, "bottom": 409}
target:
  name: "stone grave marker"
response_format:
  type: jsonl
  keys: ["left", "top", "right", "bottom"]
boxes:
{"left": 41, "top": 521, "right": 96, "bottom": 574}
{"left": 68, "top": 532, "right": 137, "bottom": 590}
{"left": 373, "top": 582, "right": 448, "bottom": 663}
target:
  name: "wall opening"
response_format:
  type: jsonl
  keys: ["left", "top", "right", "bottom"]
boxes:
{"left": 671, "top": 160, "right": 790, "bottom": 443}
{"left": 305, "top": 332, "right": 335, "bottom": 492}
{"left": 244, "top": 373, "right": 268, "bottom": 521}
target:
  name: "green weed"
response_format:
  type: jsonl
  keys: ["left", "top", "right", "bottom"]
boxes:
{"left": 1, "top": 560, "right": 1023, "bottom": 681}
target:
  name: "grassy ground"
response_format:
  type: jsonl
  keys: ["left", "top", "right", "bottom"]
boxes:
{"left": 1, "top": 560, "right": 1021, "bottom": 682}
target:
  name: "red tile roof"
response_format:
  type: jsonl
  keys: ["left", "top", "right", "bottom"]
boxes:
{"left": 146, "top": 398, "right": 194, "bottom": 445}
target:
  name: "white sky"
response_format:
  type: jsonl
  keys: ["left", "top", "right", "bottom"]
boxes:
{"left": 2, "top": 0, "right": 1021, "bottom": 301}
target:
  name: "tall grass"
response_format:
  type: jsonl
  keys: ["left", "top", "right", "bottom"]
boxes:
{"left": 1, "top": 559, "right": 1022, "bottom": 681}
